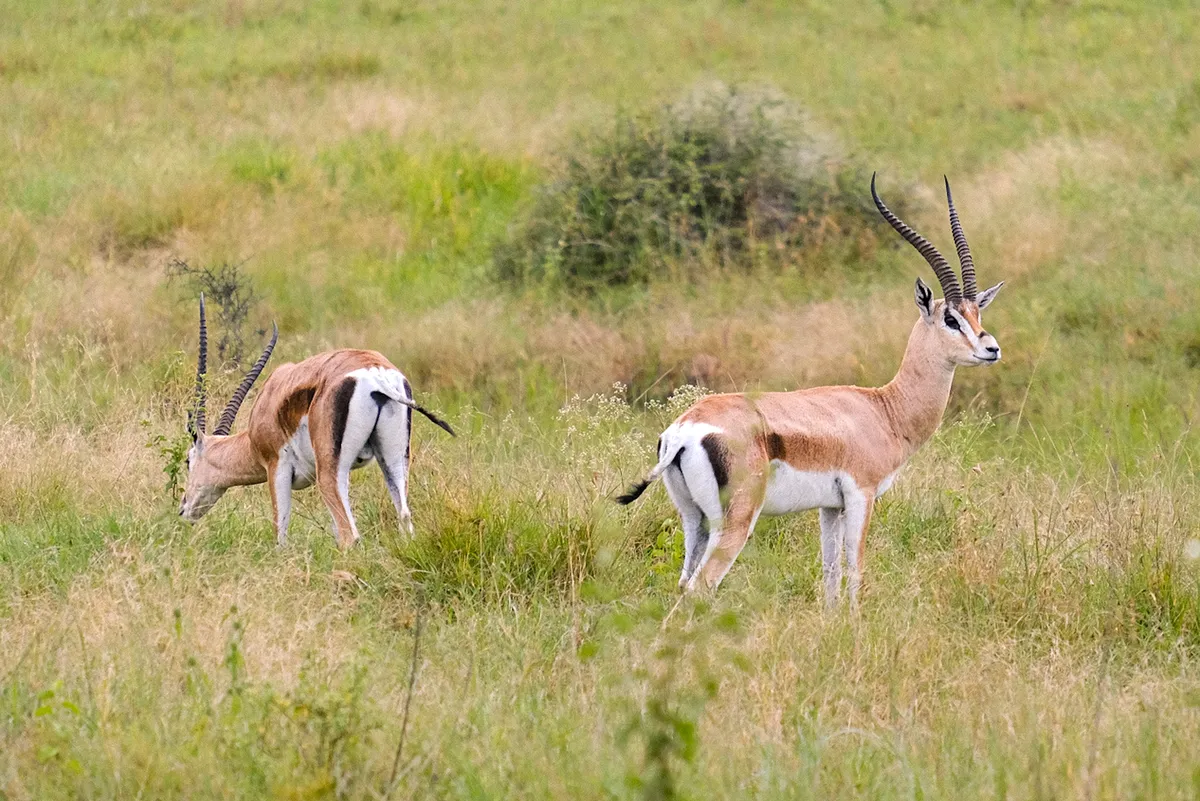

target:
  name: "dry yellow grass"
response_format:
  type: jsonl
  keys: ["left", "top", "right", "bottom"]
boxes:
{"left": 4, "top": 1, "right": 1200, "bottom": 797}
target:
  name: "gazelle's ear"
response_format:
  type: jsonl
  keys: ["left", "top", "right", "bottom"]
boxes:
{"left": 914, "top": 277, "right": 936, "bottom": 322}
{"left": 976, "top": 281, "right": 1004, "bottom": 310}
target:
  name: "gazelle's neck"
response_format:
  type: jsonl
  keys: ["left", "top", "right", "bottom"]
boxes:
{"left": 203, "top": 432, "right": 268, "bottom": 488}
{"left": 876, "top": 320, "right": 956, "bottom": 456}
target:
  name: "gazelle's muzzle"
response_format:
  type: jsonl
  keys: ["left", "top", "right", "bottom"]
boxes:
{"left": 974, "top": 332, "right": 1001, "bottom": 364}
{"left": 179, "top": 488, "right": 222, "bottom": 522}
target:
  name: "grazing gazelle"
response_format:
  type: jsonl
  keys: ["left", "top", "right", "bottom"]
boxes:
{"left": 179, "top": 296, "right": 454, "bottom": 547}
{"left": 618, "top": 175, "right": 1004, "bottom": 605}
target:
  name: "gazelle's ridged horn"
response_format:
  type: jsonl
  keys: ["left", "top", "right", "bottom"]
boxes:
{"left": 192, "top": 294, "right": 208, "bottom": 435}
{"left": 944, "top": 177, "right": 977, "bottom": 301}
{"left": 872, "top": 173, "right": 962, "bottom": 306}
{"left": 212, "top": 322, "right": 278, "bottom": 436}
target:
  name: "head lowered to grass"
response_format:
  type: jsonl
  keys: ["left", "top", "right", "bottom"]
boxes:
{"left": 618, "top": 175, "right": 1004, "bottom": 607}
{"left": 180, "top": 295, "right": 455, "bottom": 549}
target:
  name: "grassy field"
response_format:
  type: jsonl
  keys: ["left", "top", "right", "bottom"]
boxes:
{"left": 3, "top": 0, "right": 1200, "bottom": 798}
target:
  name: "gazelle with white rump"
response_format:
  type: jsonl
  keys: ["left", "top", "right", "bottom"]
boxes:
{"left": 618, "top": 175, "right": 1004, "bottom": 606}
{"left": 179, "top": 296, "right": 455, "bottom": 547}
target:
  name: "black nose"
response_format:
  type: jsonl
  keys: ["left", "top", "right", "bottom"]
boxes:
{"left": 986, "top": 345, "right": 1000, "bottom": 354}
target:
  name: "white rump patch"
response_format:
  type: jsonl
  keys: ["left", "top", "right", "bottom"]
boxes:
{"left": 347, "top": 366, "right": 411, "bottom": 403}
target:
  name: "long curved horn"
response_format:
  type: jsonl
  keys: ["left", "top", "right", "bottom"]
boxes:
{"left": 212, "top": 322, "right": 278, "bottom": 436}
{"left": 191, "top": 294, "right": 208, "bottom": 436}
{"left": 944, "top": 177, "right": 977, "bottom": 301}
{"left": 871, "top": 173, "right": 962, "bottom": 306}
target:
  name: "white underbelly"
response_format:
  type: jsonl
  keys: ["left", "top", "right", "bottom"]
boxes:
{"left": 282, "top": 418, "right": 318, "bottom": 489}
{"left": 280, "top": 416, "right": 373, "bottom": 490}
{"left": 760, "top": 462, "right": 846, "bottom": 516}
{"left": 875, "top": 470, "right": 899, "bottom": 498}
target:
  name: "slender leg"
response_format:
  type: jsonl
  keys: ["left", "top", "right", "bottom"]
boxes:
{"left": 683, "top": 517, "right": 710, "bottom": 587}
{"left": 314, "top": 465, "right": 358, "bottom": 548}
{"left": 841, "top": 485, "right": 874, "bottom": 610}
{"left": 819, "top": 507, "right": 843, "bottom": 609}
{"left": 663, "top": 466, "right": 707, "bottom": 588}
{"left": 370, "top": 400, "right": 414, "bottom": 536}
{"left": 329, "top": 425, "right": 377, "bottom": 547}
{"left": 691, "top": 486, "right": 764, "bottom": 592}
{"left": 310, "top": 381, "right": 376, "bottom": 549}
{"left": 676, "top": 444, "right": 732, "bottom": 592}
{"left": 270, "top": 458, "right": 294, "bottom": 547}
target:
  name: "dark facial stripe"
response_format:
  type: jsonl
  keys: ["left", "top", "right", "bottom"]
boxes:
{"left": 331, "top": 377, "right": 358, "bottom": 461}
{"left": 700, "top": 433, "right": 730, "bottom": 489}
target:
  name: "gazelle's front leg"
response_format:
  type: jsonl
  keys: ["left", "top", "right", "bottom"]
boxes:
{"left": 840, "top": 485, "right": 875, "bottom": 609}
{"left": 818, "top": 507, "right": 843, "bottom": 608}
{"left": 269, "top": 457, "right": 295, "bottom": 547}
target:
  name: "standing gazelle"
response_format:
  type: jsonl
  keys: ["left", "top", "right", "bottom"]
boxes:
{"left": 618, "top": 175, "right": 1004, "bottom": 606}
{"left": 179, "top": 296, "right": 454, "bottom": 547}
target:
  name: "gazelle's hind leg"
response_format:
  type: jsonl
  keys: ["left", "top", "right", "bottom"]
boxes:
{"left": 818, "top": 507, "right": 843, "bottom": 609}
{"left": 692, "top": 486, "right": 763, "bottom": 592}
{"left": 369, "top": 391, "right": 414, "bottom": 535}
{"left": 670, "top": 444, "right": 725, "bottom": 591}
{"left": 662, "top": 465, "right": 707, "bottom": 589}
{"left": 312, "top": 377, "right": 378, "bottom": 548}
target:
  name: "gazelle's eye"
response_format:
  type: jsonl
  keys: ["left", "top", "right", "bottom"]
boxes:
{"left": 944, "top": 313, "right": 960, "bottom": 331}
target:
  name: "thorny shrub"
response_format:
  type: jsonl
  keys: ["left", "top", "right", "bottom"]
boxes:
{"left": 166, "top": 257, "right": 259, "bottom": 367}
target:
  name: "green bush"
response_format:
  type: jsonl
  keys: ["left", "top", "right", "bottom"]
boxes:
{"left": 495, "top": 84, "right": 909, "bottom": 292}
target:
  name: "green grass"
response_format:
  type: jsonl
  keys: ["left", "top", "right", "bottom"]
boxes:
{"left": 3, "top": 0, "right": 1200, "bottom": 798}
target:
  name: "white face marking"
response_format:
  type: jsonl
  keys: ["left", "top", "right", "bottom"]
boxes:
{"left": 760, "top": 464, "right": 848, "bottom": 516}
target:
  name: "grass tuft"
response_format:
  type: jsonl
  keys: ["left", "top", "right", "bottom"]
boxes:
{"left": 395, "top": 492, "right": 597, "bottom": 605}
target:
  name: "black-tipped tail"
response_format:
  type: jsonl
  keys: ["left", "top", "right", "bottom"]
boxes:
{"left": 616, "top": 480, "right": 651, "bottom": 505}
{"left": 415, "top": 405, "right": 456, "bottom": 436}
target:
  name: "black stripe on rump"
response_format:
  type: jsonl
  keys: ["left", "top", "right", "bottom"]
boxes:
{"left": 402, "top": 377, "right": 414, "bottom": 459}
{"left": 331, "top": 377, "right": 358, "bottom": 461}
{"left": 700, "top": 433, "right": 731, "bottom": 489}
